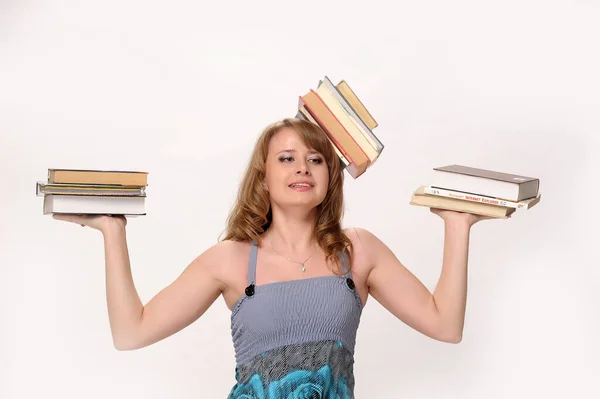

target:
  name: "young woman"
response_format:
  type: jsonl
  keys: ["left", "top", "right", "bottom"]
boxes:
{"left": 53, "top": 118, "right": 488, "bottom": 398}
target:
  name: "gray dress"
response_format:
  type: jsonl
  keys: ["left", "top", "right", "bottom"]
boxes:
{"left": 228, "top": 239, "right": 363, "bottom": 398}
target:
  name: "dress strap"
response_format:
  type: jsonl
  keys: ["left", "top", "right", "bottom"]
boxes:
{"left": 248, "top": 239, "right": 258, "bottom": 285}
{"left": 243, "top": 240, "right": 258, "bottom": 297}
{"left": 340, "top": 250, "right": 352, "bottom": 278}
{"left": 339, "top": 249, "right": 357, "bottom": 291}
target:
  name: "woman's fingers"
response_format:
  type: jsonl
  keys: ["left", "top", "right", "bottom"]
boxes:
{"left": 52, "top": 213, "right": 71, "bottom": 222}
{"left": 52, "top": 213, "right": 85, "bottom": 225}
{"left": 52, "top": 213, "right": 125, "bottom": 232}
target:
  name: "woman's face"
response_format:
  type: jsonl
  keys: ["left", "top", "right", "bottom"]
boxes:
{"left": 264, "top": 127, "right": 329, "bottom": 211}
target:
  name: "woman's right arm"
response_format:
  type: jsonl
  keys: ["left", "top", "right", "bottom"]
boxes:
{"left": 53, "top": 214, "right": 225, "bottom": 351}
{"left": 102, "top": 220, "right": 224, "bottom": 350}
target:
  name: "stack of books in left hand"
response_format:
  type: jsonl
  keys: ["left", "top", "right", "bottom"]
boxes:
{"left": 410, "top": 164, "right": 541, "bottom": 219}
{"left": 36, "top": 169, "right": 148, "bottom": 216}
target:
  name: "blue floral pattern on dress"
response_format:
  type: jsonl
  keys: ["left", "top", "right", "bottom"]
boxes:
{"left": 228, "top": 365, "right": 352, "bottom": 399}
{"left": 228, "top": 374, "right": 265, "bottom": 399}
{"left": 267, "top": 365, "right": 332, "bottom": 398}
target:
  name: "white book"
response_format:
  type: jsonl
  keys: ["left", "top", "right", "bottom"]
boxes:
{"left": 423, "top": 186, "right": 541, "bottom": 210}
{"left": 432, "top": 165, "right": 539, "bottom": 202}
{"left": 43, "top": 194, "right": 146, "bottom": 215}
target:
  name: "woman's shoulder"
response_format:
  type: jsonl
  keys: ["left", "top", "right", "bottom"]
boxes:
{"left": 197, "top": 239, "right": 254, "bottom": 288}
{"left": 343, "top": 226, "right": 375, "bottom": 248}
{"left": 342, "top": 226, "right": 377, "bottom": 272}
{"left": 208, "top": 238, "right": 253, "bottom": 260}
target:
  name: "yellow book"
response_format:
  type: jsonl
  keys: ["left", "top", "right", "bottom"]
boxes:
{"left": 336, "top": 80, "right": 378, "bottom": 129}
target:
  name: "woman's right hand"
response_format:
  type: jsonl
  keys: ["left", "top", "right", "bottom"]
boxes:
{"left": 52, "top": 213, "right": 127, "bottom": 234}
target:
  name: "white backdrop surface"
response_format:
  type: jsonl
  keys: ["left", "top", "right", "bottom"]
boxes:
{"left": 1, "top": 1, "right": 598, "bottom": 398}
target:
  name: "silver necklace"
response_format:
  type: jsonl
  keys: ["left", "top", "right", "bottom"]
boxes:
{"left": 268, "top": 232, "right": 312, "bottom": 273}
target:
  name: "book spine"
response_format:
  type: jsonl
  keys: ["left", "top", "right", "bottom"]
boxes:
{"left": 424, "top": 186, "right": 525, "bottom": 209}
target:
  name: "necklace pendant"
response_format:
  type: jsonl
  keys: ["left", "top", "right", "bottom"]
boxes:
{"left": 301, "top": 264, "right": 306, "bottom": 273}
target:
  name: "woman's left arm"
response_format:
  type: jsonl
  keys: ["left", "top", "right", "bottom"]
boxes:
{"left": 355, "top": 210, "right": 490, "bottom": 343}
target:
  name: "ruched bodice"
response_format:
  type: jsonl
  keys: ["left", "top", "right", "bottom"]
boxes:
{"left": 228, "top": 240, "right": 363, "bottom": 398}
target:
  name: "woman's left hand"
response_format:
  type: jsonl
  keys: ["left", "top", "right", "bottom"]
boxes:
{"left": 429, "top": 208, "right": 497, "bottom": 227}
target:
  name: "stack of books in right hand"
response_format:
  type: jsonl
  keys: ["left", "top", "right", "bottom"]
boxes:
{"left": 37, "top": 168, "right": 148, "bottom": 216}
{"left": 410, "top": 165, "right": 541, "bottom": 219}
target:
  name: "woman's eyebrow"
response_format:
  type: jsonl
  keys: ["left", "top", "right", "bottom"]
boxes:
{"left": 277, "top": 149, "right": 321, "bottom": 155}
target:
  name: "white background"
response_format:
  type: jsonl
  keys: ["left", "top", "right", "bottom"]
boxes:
{"left": 1, "top": 0, "right": 598, "bottom": 398}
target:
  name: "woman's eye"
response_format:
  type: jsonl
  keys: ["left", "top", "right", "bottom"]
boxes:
{"left": 278, "top": 156, "right": 323, "bottom": 163}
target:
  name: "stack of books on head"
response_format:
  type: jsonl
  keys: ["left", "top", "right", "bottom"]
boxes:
{"left": 410, "top": 165, "right": 541, "bottom": 219}
{"left": 295, "top": 76, "right": 384, "bottom": 179}
{"left": 36, "top": 169, "right": 148, "bottom": 216}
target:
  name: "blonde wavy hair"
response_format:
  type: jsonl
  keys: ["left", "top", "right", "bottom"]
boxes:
{"left": 219, "top": 117, "right": 354, "bottom": 274}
